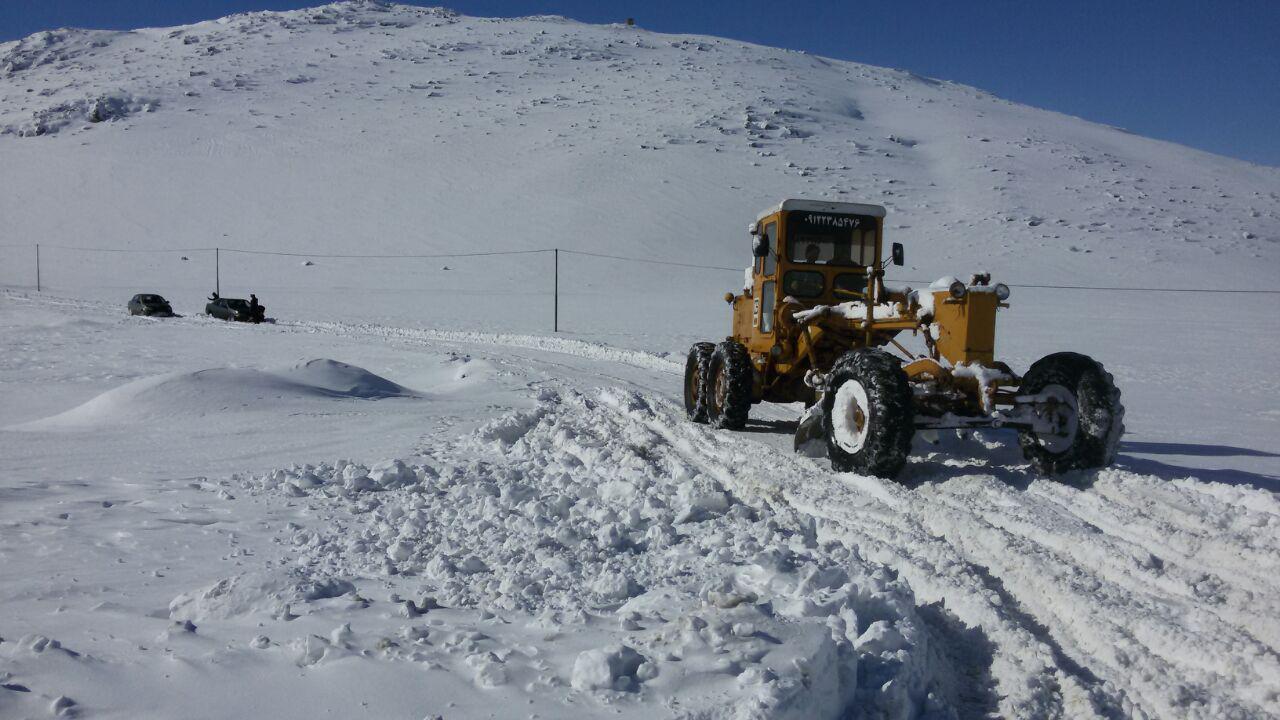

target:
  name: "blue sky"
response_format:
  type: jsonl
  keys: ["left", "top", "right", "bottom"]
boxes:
{"left": 3, "top": 1, "right": 1278, "bottom": 166}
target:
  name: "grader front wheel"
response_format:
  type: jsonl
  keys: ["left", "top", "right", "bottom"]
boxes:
{"left": 1017, "top": 352, "right": 1124, "bottom": 476}
{"left": 821, "top": 349, "right": 915, "bottom": 479}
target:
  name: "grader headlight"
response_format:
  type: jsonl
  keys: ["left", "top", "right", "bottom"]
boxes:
{"left": 994, "top": 283, "right": 1011, "bottom": 301}
{"left": 948, "top": 280, "right": 967, "bottom": 300}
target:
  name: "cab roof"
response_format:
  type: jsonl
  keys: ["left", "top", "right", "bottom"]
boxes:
{"left": 756, "top": 199, "right": 887, "bottom": 222}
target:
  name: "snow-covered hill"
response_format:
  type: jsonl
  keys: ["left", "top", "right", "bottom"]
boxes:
{"left": 0, "top": 0, "right": 1276, "bottom": 330}
{"left": 1, "top": 4, "right": 1278, "bottom": 720}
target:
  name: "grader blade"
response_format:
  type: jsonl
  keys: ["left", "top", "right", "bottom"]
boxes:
{"left": 794, "top": 401, "right": 827, "bottom": 456}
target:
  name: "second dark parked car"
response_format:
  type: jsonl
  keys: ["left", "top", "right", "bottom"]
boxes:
{"left": 128, "top": 293, "right": 174, "bottom": 317}
{"left": 206, "top": 297, "right": 264, "bottom": 323}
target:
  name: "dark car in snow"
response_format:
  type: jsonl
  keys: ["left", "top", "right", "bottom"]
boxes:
{"left": 206, "top": 297, "right": 264, "bottom": 323}
{"left": 127, "top": 293, "right": 174, "bottom": 317}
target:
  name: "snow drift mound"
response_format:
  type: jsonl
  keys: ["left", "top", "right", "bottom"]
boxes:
{"left": 169, "top": 569, "right": 357, "bottom": 622}
{"left": 231, "top": 387, "right": 954, "bottom": 718}
{"left": 13, "top": 358, "right": 417, "bottom": 429}
{"left": 278, "top": 358, "right": 416, "bottom": 398}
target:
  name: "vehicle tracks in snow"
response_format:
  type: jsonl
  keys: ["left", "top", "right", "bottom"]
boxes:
{"left": 592, "top": 390, "right": 1084, "bottom": 718}
{"left": 591, "top": 389, "right": 1279, "bottom": 719}
{"left": 1023, "top": 478, "right": 1280, "bottom": 649}
{"left": 927, "top": 477, "right": 1279, "bottom": 658}
{"left": 911, "top": 475, "right": 1277, "bottom": 719}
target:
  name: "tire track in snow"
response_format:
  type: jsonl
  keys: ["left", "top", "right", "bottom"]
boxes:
{"left": 925, "top": 476, "right": 1280, "bottom": 649}
{"left": 910, "top": 475, "right": 1279, "bottom": 719}
{"left": 594, "top": 390, "right": 1278, "bottom": 719}
{"left": 592, "top": 391, "right": 1099, "bottom": 718}
{"left": 796, "top": 473, "right": 1123, "bottom": 719}
{"left": 1020, "top": 477, "right": 1280, "bottom": 649}
{"left": 1084, "top": 475, "right": 1280, "bottom": 585}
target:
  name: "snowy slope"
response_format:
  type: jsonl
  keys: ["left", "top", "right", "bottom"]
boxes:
{"left": 1, "top": 3, "right": 1279, "bottom": 719}
{"left": 0, "top": 0, "right": 1277, "bottom": 327}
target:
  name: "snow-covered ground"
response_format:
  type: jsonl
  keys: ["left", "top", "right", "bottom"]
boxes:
{"left": 1, "top": 2, "right": 1278, "bottom": 719}
{"left": 3, "top": 290, "right": 1277, "bottom": 719}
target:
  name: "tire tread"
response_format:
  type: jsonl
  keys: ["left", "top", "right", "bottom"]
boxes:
{"left": 684, "top": 342, "right": 716, "bottom": 423}
{"left": 822, "top": 349, "right": 914, "bottom": 479}
{"left": 708, "top": 340, "right": 753, "bottom": 430}
{"left": 1018, "top": 351, "right": 1125, "bottom": 475}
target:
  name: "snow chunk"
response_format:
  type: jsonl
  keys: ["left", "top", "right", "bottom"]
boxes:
{"left": 169, "top": 570, "right": 355, "bottom": 621}
{"left": 369, "top": 458, "right": 415, "bottom": 489}
{"left": 793, "top": 301, "right": 904, "bottom": 324}
{"left": 928, "top": 276, "right": 961, "bottom": 292}
{"left": 591, "top": 571, "right": 642, "bottom": 601}
{"left": 675, "top": 480, "right": 731, "bottom": 522}
{"left": 571, "top": 644, "right": 646, "bottom": 691}
{"left": 16, "top": 635, "right": 67, "bottom": 655}
{"left": 477, "top": 405, "right": 549, "bottom": 444}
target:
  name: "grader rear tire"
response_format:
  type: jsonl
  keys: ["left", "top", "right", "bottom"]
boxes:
{"left": 683, "top": 342, "right": 716, "bottom": 423}
{"left": 707, "top": 340, "right": 752, "bottom": 430}
{"left": 1017, "top": 352, "right": 1124, "bottom": 476}
{"left": 822, "top": 349, "right": 914, "bottom": 479}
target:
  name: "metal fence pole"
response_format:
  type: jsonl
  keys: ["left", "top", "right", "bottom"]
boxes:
{"left": 215, "top": 247, "right": 220, "bottom": 296}
{"left": 35, "top": 243, "right": 41, "bottom": 292}
{"left": 553, "top": 248, "right": 559, "bottom": 333}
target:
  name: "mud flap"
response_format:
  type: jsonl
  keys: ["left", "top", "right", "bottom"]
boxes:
{"left": 793, "top": 400, "right": 827, "bottom": 457}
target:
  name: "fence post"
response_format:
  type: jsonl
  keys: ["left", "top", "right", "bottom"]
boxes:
{"left": 215, "top": 247, "right": 220, "bottom": 296}
{"left": 35, "top": 243, "right": 41, "bottom": 292}
{"left": 553, "top": 248, "right": 559, "bottom": 333}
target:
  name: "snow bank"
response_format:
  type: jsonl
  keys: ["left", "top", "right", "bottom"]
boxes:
{"left": 227, "top": 387, "right": 950, "bottom": 718}
{"left": 12, "top": 358, "right": 417, "bottom": 429}
{"left": 294, "top": 321, "right": 684, "bottom": 375}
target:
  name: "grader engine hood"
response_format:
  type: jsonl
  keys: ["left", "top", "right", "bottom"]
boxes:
{"left": 920, "top": 276, "right": 1010, "bottom": 366}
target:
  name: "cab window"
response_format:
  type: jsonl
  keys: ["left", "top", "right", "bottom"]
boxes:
{"left": 760, "top": 280, "right": 776, "bottom": 332}
{"left": 760, "top": 222, "right": 778, "bottom": 276}
{"left": 833, "top": 273, "right": 867, "bottom": 296}
{"left": 788, "top": 227, "right": 876, "bottom": 266}
{"left": 783, "top": 270, "right": 824, "bottom": 298}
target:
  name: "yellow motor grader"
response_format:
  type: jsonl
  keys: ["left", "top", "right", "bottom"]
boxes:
{"left": 684, "top": 199, "right": 1124, "bottom": 480}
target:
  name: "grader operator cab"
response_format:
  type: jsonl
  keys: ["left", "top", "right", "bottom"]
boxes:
{"left": 684, "top": 199, "right": 1124, "bottom": 480}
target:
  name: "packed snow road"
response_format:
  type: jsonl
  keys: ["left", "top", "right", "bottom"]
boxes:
{"left": 1, "top": 291, "right": 1277, "bottom": 719}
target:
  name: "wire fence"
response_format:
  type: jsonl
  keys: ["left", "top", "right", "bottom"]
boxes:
{"left": 2, "top": 242, "right": 1277, "bottom": 335}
